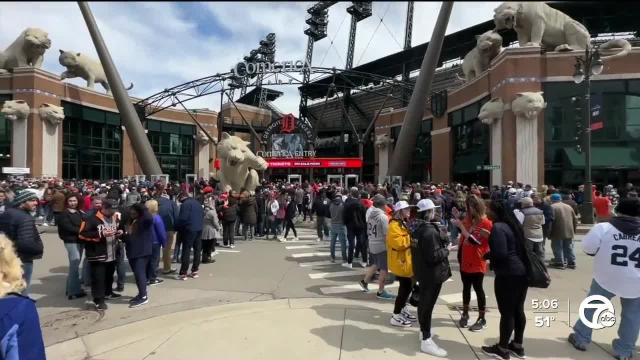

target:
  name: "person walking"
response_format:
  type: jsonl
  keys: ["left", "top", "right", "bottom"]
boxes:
{"left": 412, "top": 199, "right": 454, "bottom": 357}
{"left": 144, "top": 200, "right": 167, "bottom": 286}
{"left": 155, "top": 185, "right": 179, "bottom": 275}
{"left": 56, "top": 193, "right": 88, "bottom": 300}
{"left": 359, "top": 194, "right": 395, "bottom": 300}
{"left": 266, "top": 193, "right": 279, "bottom": 240}
{"left": 312, "top": 190, "right": 331, "bottom": 242}
{"left": 452, "top": 194, "right": 493, "bottom": 332}
{"left": 302, "top": 189, "right": 313, "bottom": 222}
{"left": 123, "top": 203, "right": 154, "bottom": 307}
{"left": 295, "top": 185, "right": 304, "bottom": 220}
{"left": 220, "top": 194, "right": 238, "bottom": 248}
{"left": 568, "top": 198, "right": 640, "bottom": 360}
{"left": 329, "top": 192, "right": 348, "bottom": 263}
{"left": 0, "top": 190, "right": 44, "bottom": 292}
{"left": 482, "top": 200, "right": 530, "bottom": 360}
{"left": 387, "top": 200, "right": 416, "bottom": 328}
{"left": 549, "top": 193, "right": 578, "bottom": 269}
{"left": 520, "top": 196, "right": 546, "bottom": 261}
{"left": 50, "top": 185, "right": 67, "bottom": 226}
{"left": 239, "top": 190, "right": 257, "bottom": 241}
{"left": 343, "top": 187, "right": 367, "bottom": 268}
{"left": 175, "top": 193, "right": 204, "bottom": 280}
{"left": 201, "top": 204, "right": 221, "bottom": 263}
{"left": 79, "top": 200, "right": 123, "bottom": 310}
{"left": 281, "top": 195, "right": 299, "bottom": 242}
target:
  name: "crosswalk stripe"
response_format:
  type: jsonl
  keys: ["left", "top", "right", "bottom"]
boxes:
{"left": 291, "top": 252, "right": 331, "bottom": 258}
{"left": 320, "top": 282, "right": 399, "bottom": 295}
{"left": 299, "top": 260, "right": 337, "bottom": 267}
{"left": 285, "top": 244, "right": 327, "bottom": 250}
{"left": 216, "top": 249, "right": 240, "bottom": 253}
{"left": 309, "top": 270, "right": 363, "bottom": 279}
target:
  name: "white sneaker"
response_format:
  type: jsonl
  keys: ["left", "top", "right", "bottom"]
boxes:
{"left": 212, "top": 251, "right": 219, "bottom": 256}
{"left": 278, "top": 237, "right": 287, "bottom": 243}
{"left": 342, "top": 263, "right": 352, "bottom": 269}
{"left": 316, "top": 237, "right": 322, "bottom": 242}
{"left": 401, "top": 306, "right": 418, "bottom": 322}
{"left": 42, "top": 223, "right": 49, "bottom": 227}
{"left": 390, "top": 314, "right": 412, "bottom": 327}
{"left": 359, "top": 261, "right": 367, "bottom": 268}
{"left": 230, "top": 245, "right": 236, "bottom": 249}
{"left": 420, "top": 337, "right": 448, "bottom": 357}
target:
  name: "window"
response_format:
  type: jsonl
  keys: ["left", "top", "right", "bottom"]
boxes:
{"left": 146, "top": 119, "right": 196, "bottom": 181}
{"left": 0, "top": 95, "right": 12, "bottom": 165}
{"left": 625, "top": 95, "right": 640, "bottom": 139}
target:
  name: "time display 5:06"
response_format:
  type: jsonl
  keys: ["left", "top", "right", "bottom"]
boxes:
{"left": 531, "top": 298, "right": 559, "bottom": 310}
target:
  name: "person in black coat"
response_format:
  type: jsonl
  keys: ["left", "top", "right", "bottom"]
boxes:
{"left": 56, "top": 193, "right": 87, "bottom": 299}
{"left": 0, "top": 191, "right": 44, "bottom": 293}
{"left": 175, "top": 193, "right": 204, "bottom": 279}
{"left": 123, "top": 203, "right": 154, "bottom": 307}
{"left": 219, "top": 195, "right": 238, "bottom": 247}
{"left": 282, "top": 195, "right": 298, "bottom": 241}
{"left": 342, "top": 188, "right": 367, "bottom": 266}
{"left": 411, "top": 199, "right": 453, "bottom": 357}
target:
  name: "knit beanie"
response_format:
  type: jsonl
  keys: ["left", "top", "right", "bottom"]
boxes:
{"left": 12, "top": 190, "right": 38, "bottom": 207}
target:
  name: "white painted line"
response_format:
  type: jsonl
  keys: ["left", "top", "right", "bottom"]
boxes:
{"left": 216, "top": 249, "right": 240, "bottom": 253}
{"left": 321, "top": 282, "right": 399, "bottom": 295}
{"left": 299, "top": 260, "right": 338, "bottom": 267}
{"left": 285, "top": 244, "right": 328, "bottom": 250}
{"left": 309, "top": 270, "right": 364, "bottom": 279}
{"left": 291, "top": 252, "right": 331, "bottom": 258}
{"left": 439, "top": 291, "right": 477, "bottom": 304}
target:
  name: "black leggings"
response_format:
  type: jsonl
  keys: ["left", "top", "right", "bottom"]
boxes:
{"left": 284, "top": 218, "right": 297, "bottom": 238}
{"left": 418, "top": 280, "right": 443, "bottom": 340}
{"left": 223, "top": 222, "right": 235, "bottom": 246}
{"left": 394, "top": 276, "right": 413, "bottom": 314}
{"left": 495, "top": 275, "right": 528, "bottom": 347}
{"left": 461, "top": 272, "right": 486, "bottom": 313}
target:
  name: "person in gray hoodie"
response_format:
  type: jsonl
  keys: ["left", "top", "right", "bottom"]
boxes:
{"left": 329, "top": 191, "right": 347, "bottom": 263}
{"left": 359, "top": 194, "right": 395, "bottom": 300}
{"left": 520, "top": 197, "right": 545, "bottom": 261}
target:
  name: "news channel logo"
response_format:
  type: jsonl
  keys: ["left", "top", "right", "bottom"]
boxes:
{"left": 579, "top": 295, "right": 617, "bottom": 330}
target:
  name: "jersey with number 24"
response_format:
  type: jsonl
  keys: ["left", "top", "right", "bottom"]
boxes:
{"left": 583, "top": 222, "right": 640, "bottom": 298}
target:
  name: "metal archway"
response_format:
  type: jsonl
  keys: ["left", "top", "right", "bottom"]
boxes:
{"left": 135, "top": 66, "right": 414, "bottom": 148}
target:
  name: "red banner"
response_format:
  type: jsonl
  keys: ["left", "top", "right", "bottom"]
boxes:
{"left": 266, "top": 158, "right": 362, "bottom": 168}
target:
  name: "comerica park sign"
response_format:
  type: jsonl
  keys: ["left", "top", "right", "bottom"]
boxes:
{"left": 233, "top": 60, "right": 311, "bottom": 78}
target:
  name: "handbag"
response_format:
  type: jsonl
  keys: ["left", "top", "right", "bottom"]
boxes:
{"left": 522, "top": 240, "right": 551, "bottom": 288}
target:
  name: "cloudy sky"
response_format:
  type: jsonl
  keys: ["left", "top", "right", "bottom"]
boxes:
{"left": 0, "top": 1, "right": 501, "bottom": 114}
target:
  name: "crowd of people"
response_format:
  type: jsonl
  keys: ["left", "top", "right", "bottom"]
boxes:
{"left": 0, "top": 176, "right": 637, "bottom": 359}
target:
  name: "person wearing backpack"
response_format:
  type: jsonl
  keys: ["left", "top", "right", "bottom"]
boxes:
{"left": 482, "top": 200, "right": 530, "bottom": 360}
{"left": 343, "top": 187, "right": 367, "bottom": 268}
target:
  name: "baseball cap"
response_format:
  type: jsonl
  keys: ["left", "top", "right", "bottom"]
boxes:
{"left": 393, "top": 200, "right": 413, "bottom": 212}
{"left": 520, "top": 197, "right": 534, "bottom": 208}
{"left": 550, "top": 193, "right": 562, "bottom": 202}
{"left": 416, "top": 199, "right": 439, "bottom": 212}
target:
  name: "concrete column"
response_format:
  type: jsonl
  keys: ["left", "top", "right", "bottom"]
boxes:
{"left": 490, "top": 120, "right": 502, "bottom": 187}
{"left": 377, "top": 145, "right": 389, "bottom": 184}
{"left": 516, "top": 117, "right": 538, "bottom": 187}
{"left": 41, "top": 122, "right": 59, "bottom": 176}
{"left": 11, "top": 118, "right": 28, "bottom": 168}
{"left": 197, "top": 143, "right": 210, "bottom": 178}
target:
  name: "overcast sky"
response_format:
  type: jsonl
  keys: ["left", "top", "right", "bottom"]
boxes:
{"left": 0, "top": 1, "right": 502, "bottom": 114}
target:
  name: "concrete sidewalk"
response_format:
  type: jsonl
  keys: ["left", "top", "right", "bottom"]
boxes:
{"left": 46, "top": 297, "right": 622, "bottom": 360}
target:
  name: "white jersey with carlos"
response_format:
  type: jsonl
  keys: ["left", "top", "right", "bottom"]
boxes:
{"left": 583, "top": 222, "right": 640, "bottom": 298}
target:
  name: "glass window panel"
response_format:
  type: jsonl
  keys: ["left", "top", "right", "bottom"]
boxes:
{"left": 83, "top": 107, "right": 105, "bottom": 123}
{"left": 105, "top": 112, "right": 120, "bottom": 126}
{"left": 169, "top": 134, "right": 180, "bottom": 154}
{"left": 148, "top": 120, "right": 161, "bottom": 132}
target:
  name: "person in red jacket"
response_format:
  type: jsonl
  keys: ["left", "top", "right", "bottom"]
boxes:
{"left": 452, "top": 194, "right": 493, "bottom": 332}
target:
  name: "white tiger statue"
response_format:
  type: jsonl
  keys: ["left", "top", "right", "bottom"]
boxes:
{"left": 38, "top": 103, "right": 64, "bottom": 126}
{"left": 59, "top": 50, "right": 112, "bottom": 92}
{"left": 478, "top": 98, "right": 507, "bottom": 125}
{"left": 511, "top": 92, "right": 546, "bottom": 120}
{"left": 213, "top": 132, "right": 268, "bottom": 194}
{"left": 0, "top": 27, "right": 51, "bottom": 73}
{"left": 374, "top": 133, "right": 394, "bottom": 148}
{"left": 0, "top": 100, "right": 30, "bottom": 122}
{"left": 458, "top": 30, "right": 503, "bottom": 82}
{"left": 493, "top": 2, "right": 631, "bottom": 59}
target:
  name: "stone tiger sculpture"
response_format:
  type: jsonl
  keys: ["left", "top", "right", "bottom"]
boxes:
{"left": 493, "top": 2, "right": 631, "bottom": 59}
{"left": 0, "top": 27, "right": 51, "bottom": 73}
{"left": 213, "top": 132, "right": 268, "bottom": 194}
{"left": 38, "top": 103, "right": 64, "bottom": 126}
{"left": 478, "top": 98, "right": 507, "bottom": 125}
{"left": 0, "top": 100, "right": 30, "bottom": 122}
{"left": 457, "top": 30, "right": 504, "bottom": 82}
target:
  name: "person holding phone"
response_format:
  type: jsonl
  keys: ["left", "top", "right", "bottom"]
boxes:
{"left": 451, "top": 195, "right": 493, "bottom": 332}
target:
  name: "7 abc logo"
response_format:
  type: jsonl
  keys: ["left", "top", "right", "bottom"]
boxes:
{"left": 579, "top": 295, "right": 617, "bottom": 330}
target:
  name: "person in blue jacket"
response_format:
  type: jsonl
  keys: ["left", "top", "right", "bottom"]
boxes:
{"left": 144, "top": 200, "right": 167, "bottom": 286}
{"left": 123, "top": 203, "right": 154, "bottom": 308}
{"left": 0, "top": 234, "right": 45, "bottom": 360}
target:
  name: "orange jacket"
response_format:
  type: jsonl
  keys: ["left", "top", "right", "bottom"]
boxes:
{"left": 458, "top": 216, "right": 493, "bottom": 274}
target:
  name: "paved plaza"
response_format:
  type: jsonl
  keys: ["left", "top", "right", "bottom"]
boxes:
{"left": 36, "top": 222, "right": 634, "bottom": 359}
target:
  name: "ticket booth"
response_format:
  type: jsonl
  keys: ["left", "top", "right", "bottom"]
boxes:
{"left": 327, "top": 174, "right": 343, "bottom": 187}
{"left": 345, "top": 174, "right": 359, "bottom": 188}
{"left": 288, "top": 174, "right": 302, "bottom": 184}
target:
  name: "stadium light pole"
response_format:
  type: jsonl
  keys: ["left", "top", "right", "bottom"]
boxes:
{"left": 387, "top": 1, "right": 453, "bottom": 178}
{"left": 573, "top": 47, "right": 603, "bottom": 225}
{"left": 78, "top": 2, "right": 162, "bottom": 176}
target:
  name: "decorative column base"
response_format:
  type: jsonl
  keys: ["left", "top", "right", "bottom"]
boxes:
{"left": 41, "top": 123, "right": 59, "bottom": 176}
{"left": 490, "top": 120, "right": 502, "bottom": 187}
{"left": 377, "top": 146, "right": 389, "bottom": 184}
{"left": 11, "top": 120, "right": 28, "bottom": 168}
{"left": 516, "top": 117, "right": 538, "bottom": 187}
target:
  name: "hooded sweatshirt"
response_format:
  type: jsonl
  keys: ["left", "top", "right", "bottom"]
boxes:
{"left": 582, "top": 215, "right": 640, "bottom": 298}
{"left": 367, "top": 207, "right": 389, "bottom": 254}
{"left": 329, "top": 196, "right": 344, "bottom": 225}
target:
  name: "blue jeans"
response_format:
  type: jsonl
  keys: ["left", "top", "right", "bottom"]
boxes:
{"left": 330, "top": 223, "right": 347, "bottom": 261}
{"left": 551, "top": 238, "right": 576, "bottom": 265}
{"left": 573, "top": 279, "right": 640, "bottom": 359}
{"left": 316, "top": 217, "right": 330, "bottom": 239}
{"left": 147, "top": 243, "right": 161, "bottom": 281}
{"left": 22, "top": 262, "right": 33, "bottom": 296}
{"left": 64, "top": 243, "right": 84, "bottom": 296}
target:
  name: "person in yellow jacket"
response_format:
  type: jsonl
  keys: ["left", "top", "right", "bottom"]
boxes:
{"left": 387, "top": 200, "right": 417, "bottom": 327}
